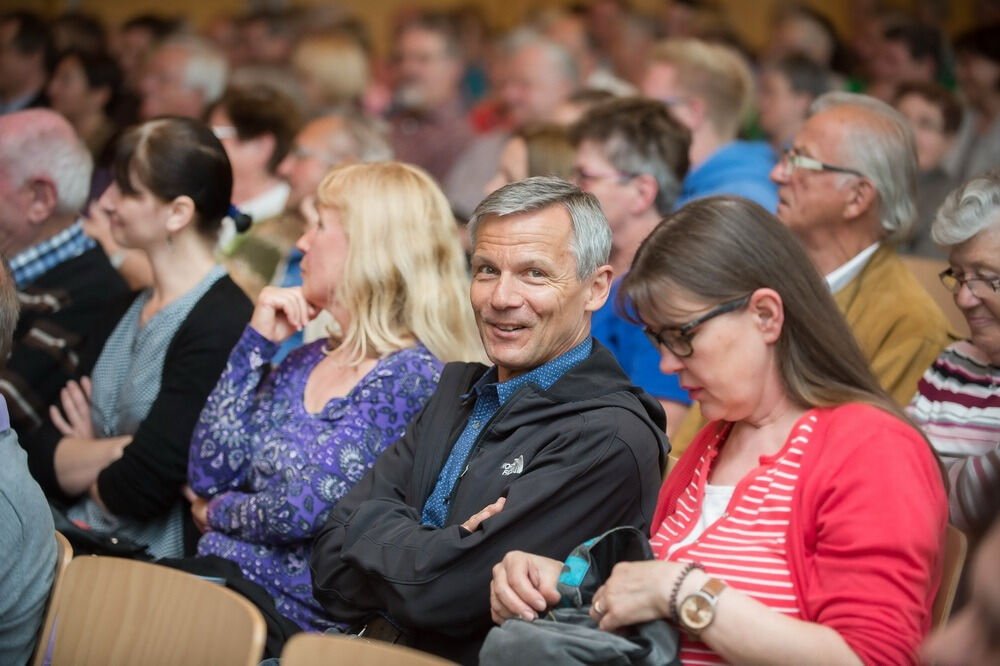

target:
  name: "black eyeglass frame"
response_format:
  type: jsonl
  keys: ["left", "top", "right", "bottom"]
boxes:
{"left": 643, "top": 294, "right": 752, "bottom": 358}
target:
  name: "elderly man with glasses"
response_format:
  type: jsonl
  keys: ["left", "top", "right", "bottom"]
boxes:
{"left": 768, "top": 91, "right": 954, "bottom": 404}
{"left": 671, "top": 92, "right": 955, "bottom": 451}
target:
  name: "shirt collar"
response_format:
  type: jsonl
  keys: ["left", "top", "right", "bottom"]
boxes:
{"left": 462, "top": 338, "right": 593, "bottom": 405}
{"left": 825, "top": 241, "right": 880, "bottom": 294}
{"left": 9, "top": 220, "right": 96, "bottom": 288}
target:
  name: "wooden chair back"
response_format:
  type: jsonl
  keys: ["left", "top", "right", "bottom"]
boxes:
{"left": 31, "top": 531, "right": 73, "bottom": 666}
{"left": 45, "top": 556, "right": 266, "bottom": 666}
{"left": 932, "top": 524, "right": 968, "bottom": 629}
{"left": 282, "top": 633, "right": 458, "bottom": 666}
{"left": 900, "top": 255, "right": 969, "bottom": 339}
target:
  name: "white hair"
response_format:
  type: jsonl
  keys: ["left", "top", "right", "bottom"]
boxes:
{"left": 0, "top": 110, "right": 92, "bottom": 215}
{"left": 932, "top": 170, "right": 1000, "bottom": 246}
{"left": 328, "top": 114, "right": 393, "bottom": 164}
{"left": 810, "top": 91, "right": 918, "bottom": 243}
{"left": 502, "top": 28, "right": 579, "bottom": 87}
{"left": 163, "top": 35, "right": 228, "bottom": 106}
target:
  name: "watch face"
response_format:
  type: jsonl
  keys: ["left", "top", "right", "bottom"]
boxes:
{"left": 680, "top": 594, "right": 714, "bottom": 630}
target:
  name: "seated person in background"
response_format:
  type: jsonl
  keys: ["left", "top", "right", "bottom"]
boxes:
{"left": 138, "top": 35, "right": 227, "bottom": 120}
{"left": 483, "top": 123, "right": 575, "bottom": 196}
{"left": 0, "top": 262, "right": 57, "bottom": 666}
{"left": 0, "top": 11, "right": 51, "bottom": 114}
{"left": 640, "top": 38, "right": 779, "bottom": 211}
{"left": 388, "top": 12, "right": 475, "bottom": 186}
{"left": 894, "top": 82, "right": 961, "bottom": 259}
{"left": 773, "top": 92, "right": 954, "bottom": 404}
{"left": 310, "top": 177, "right": 667, "bottom": 664}
{"left": 948, "top": 26, "right": 1000, "bottom": 183}
{"left": 208, "top": 83, "right": 303, "bottom": 300}
{"left": 908, "top": 170, "right": 1000, "bottom": 544}
{"left": 291, "top": 31, "right": 369, "bottom": 117}
{"left": 570, "top": 97, "right": 693, "bottom": 436}
{"left": 185, "top": 161, "right": 482, "bottom": 632}
{"left": 757, "top": 54, "right": 832, "bottom": 154}
{"left": 46, "top": 49, "right": 123, "bottom": 161}
{"left": 866, "top": 19, "right": 943, "bottom": 103}
{"left": 25, "top": 117, "right": 253, "bottom": 559}
{"left": 675, "top": 91, "right": 955, "bottom": 453}
{"left": 270, "top": 112, "right": 392, "bottom": 361}
{"left": 492, "top": 196, "right": 947, "bottom": 665}
{"left": 922, "top": 515, "right": 1000, "bottom": 666}
{"left": 0, "top": 109, "right": 128, "bottom": 439}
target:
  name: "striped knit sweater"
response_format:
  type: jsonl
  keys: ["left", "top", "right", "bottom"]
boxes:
{"left": 651, "top": 415, "right": 815, "bottom": 664}
{"left": 908, "top": 340, "right": 1000, "bottom": 539}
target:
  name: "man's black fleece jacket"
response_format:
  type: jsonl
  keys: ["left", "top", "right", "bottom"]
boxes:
{"left": 310, "top": 339, "right": 668, "bottom": 664}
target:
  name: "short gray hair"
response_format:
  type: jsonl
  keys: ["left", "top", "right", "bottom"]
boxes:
{"left": 164, "top": 35, "right": 228, "bottom": 106}
{"left": 810, "top": 91, "right": 918, "bottom": 242}
{"left": 932, "top": 170, "right": 1000, "bottom": 246}
{"left": 0, "top": 109, "right": 92, "bottom": 215}
{"left": 329, "top": 113, "right": 393, "bottom": 164}
{"left": 502, "top": 28, "right": 579, "bottom": 88}
{"left": 468, "top": 176, "right": 611, "bottom": 279}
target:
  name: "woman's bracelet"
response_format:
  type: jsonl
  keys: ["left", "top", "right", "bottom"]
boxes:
{"left": 668, "top": 561, "right": 704, "bottom": 623}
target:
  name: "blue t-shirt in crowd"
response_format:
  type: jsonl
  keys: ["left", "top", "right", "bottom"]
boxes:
{"left": 591, "top": 281, "right": 690, "bottom": 406}
{"left": 676, "top": 140, "right": 779, "bottom": 212}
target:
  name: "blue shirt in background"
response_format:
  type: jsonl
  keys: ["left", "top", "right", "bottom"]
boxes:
{"left": 591, "top": 281, "right": 691, "bottom": 406}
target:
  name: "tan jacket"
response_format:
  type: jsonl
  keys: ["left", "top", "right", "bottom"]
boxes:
{"left": 670, "top": 244, "right": 955, "bottom": 454}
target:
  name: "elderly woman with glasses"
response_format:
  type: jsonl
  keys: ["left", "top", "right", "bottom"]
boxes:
{"left": 489, "top": 195, "right": 946, "bottom": 665}
{"left": 908, "top": 170, "right": 1000, "bottom": 544}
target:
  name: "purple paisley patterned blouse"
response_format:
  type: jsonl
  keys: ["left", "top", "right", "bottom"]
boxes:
{"left": 188, "top": 326, "right": 442, "bottom": 630}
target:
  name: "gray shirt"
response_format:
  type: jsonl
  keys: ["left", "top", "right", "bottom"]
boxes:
{"left": 0, "top": 396, "right": 56, "bottom": 665}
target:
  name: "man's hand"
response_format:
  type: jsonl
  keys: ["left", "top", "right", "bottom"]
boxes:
{"left": 489, "top": 550, "right": 563, "bottom": 624}
{"left": 461, "top": 496, "right": 506, "bottom": 532}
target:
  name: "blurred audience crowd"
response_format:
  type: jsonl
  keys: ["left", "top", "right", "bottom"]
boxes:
{"left": 1, "top": 1, "right": 999, "bottom": 665}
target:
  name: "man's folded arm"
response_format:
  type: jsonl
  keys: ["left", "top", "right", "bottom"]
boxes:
{"left": 312, "top": 414, "right": 662, "bottom": 636}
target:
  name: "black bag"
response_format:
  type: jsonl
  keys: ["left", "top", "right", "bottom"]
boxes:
{"left": 479, "top": 526, "right": 682, "bottom": 666}
{"left": 49, "top": 501, "right": 153, "bottom": 559}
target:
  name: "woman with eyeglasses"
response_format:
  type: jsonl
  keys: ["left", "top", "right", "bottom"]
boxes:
{"left": 489, "top": 195, "right": 946, "bottom": 665}
{"left": 908, "top": 170, "right": 1000, "bottom": 545}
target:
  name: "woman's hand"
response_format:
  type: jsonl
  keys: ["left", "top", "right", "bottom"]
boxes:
{"left": 182, "top": 485, "right": 212, "bottom": 534}
{"left": 249, "top": 286, "right": 319, "bottom": 343}
{"left": 590, "top": 560, "right": 683, "bottom": 632}
{"left": 82, "top": 196, "right": 117, "bottom": 249}
{"left": 490, "top": 551, "right": 564, "bottom": 624}
{"left": 54, "top": 435, "right": 132, "bottom": 496}
{"left": 50, "top": 377, "right": 96, "bottom": 439}
{"left": 461, "top": 496, "right": 506, "bottom": 532}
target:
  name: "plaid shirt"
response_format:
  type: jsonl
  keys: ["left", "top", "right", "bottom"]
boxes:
{"left": 10, "top": 220, "right": 97, "bottom": 288}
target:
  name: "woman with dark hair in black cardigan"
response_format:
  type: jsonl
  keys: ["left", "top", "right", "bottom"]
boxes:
{"left": 25, "top": 116, "right": 252, "bottom": 558}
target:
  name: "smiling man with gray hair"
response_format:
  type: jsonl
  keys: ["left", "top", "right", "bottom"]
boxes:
{"left": 311, "top": 176, "right": 666, "bottom": 665}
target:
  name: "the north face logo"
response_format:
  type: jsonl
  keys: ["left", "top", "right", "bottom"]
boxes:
{"left": 501, "top": 455, "right": 524, "bottom": 476}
